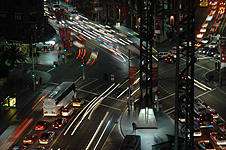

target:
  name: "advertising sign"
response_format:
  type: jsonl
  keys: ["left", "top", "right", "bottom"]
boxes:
{"left": 155, "top": 16, "right": 161, "bottom": 34}
{"left": 221, "top": 45, "right": 226, "bottom": 67}
{"left": 130, "top": 67, "right": 137, "bottom": 86}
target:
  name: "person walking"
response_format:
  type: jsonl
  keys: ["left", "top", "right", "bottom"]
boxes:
{"left": 132, "top": 121, "right": 137, "bottom": 131}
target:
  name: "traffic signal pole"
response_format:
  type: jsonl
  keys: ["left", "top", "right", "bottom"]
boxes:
{"left": 31, "top": 32, "right": 35, "bottom": 91}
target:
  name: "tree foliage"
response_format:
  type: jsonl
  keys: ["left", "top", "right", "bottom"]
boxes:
{"left": 3, "top": 43, "right": 27, "bottom": 69}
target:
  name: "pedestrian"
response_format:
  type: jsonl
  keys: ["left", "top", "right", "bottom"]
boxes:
{"left": 132, "top": 121, "right": 137, "bottom": 131}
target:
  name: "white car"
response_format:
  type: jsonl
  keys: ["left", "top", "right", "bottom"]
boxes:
{"left": 210, "top": 132, "right": 226, "bottom": 145}
{"left": 205, "top": 15, "right": 213, "bottom": 22}
{"left": 61, "top": 107, "right": 74, "bottom": 116}
{"left": 158, "top": 52, "right": 170, "bottom": 59}
{"left": 208, "top": 40, "right": 218, "bottom": 48}
{"left": 198, "top": 140, "right": 215, "bottom": 150}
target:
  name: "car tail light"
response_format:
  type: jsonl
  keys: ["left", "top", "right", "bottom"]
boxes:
{"left": 211, "top": 122, "right": 214, "bottom": 124}
{"left": 44, "top": 111, "right": 48, "bottom": 114}
{"left": 47, "top": 139, "right": 49, "bottom": 142}
{"left": 52, "top": 111, "right": 55, "bottom": 114}
{"left": 79, "top": 103, "right": 81, "bottom": 105}
{"left": 200, "top": 122, "right": 202, "bottom": 125}
{"left": 52, "top": 124, "right": 55, "bottom": 127}
{"left": 59, "top": 124, "right": 62, "bottom": 127}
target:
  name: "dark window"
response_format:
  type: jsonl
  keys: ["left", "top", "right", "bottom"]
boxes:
{"left": 30, "top": 13, "right": 37, "bottom": 22}
{"left": 0, "top": 11, "right": 8, "bottom": 19}
{"left": 14, "top": 12, "right": 23, "bottom": 20}
{"left": 0, "top": 26, "right": 10, "bottom": 34}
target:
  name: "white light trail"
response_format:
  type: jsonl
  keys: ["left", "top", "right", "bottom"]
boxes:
{"left": 93, "top": 120, "right": 111, "bottom": 150}
{"left": 85, "top": 111, "right": 109, "bottom": 150}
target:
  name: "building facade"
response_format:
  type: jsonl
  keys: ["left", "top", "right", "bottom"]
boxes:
{"left": 0, "top": 0, "right": 45, "bottom": 43}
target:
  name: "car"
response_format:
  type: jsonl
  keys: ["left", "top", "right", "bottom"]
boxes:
{"left": 210, "top": 132, "right": 226, "bottom": 145}
{"left": 193, "top": 127, "right": 202, "bottom": 137}
{"left": 12, "top": 145, "right": 27, "bottom": 150}
{"left": 219, "top": 1, "right": 226, "bottom": 6}
{"left": 72, "top": 98, "right": 85, "bottom": 107}
{"left": 199, "top": 47, "right": 209, "bottom": 54}
{"left": 52, "top": 118, "right": 67, "bottom": 129}
{"left": 201, "top": 21, "right": 209, "bottom": 28}
{"left": 218, "top": 6, "right": 225, "bottom": 14}
{"left": 196, "top": 33, "right": 204, "bottom": 39}
{"left": 198, "top": 140, "right": 215, "bottom": 150}
{"left": 201, "top": 37, "right": 209, "bottom": 44}
{"left": 209, "top": 0, "right": 218, "bottom": 6}
{"left": 35, "top": 120, "right": 49, "bottom": 130}
{"left": 216, "top": 14, "right": 223, "bottom": 20}
{"left": 23, "top": 134, "right": 37, "bottom": 144}
{"left": 165, "top": 55, "right": 176, "bottom": 63}
{"left": 214, "top": 52, "right": 220, "bottom": 59}
{"left": 205, "top": 15, "right": 213, "bottom": 22}
{"left": 200, "top": 27, "right": 207, "bottom": 33}
{"left": 200, "top": 101, "right": 210, "bottom": 109}
{"left": 61, "top": 107, "right": 74, "bottom": 116}
{"left": 207, "top": 48, "right": 218, "bottom": 56}
{"left": 210, "top": 26, "right": 217, "bottom": 33}
{"left": 218, "top": 123, "right": 226, "bottom": 134}
{"left": 158, "top": 52, "right": 170, "bottom": 59}
{"left": 210, "top": 10, "right": 216, "bottom": 15}
{"left": 39, "top": 131, "right": 55, "bottom": 144}
{"left": 208, "top": 40, "right": 218, "bottom": 48}
{"left": 213, "top": 20, "right": 221, "bottom": 28}
{"left": 31, "top": 146, "right": 45, "bottom": 150}
{"left": 212, "top": 4, "right": 218, "bottom": 9}
{"left": 209, "top": 109, "right": 219, "bottom": 118}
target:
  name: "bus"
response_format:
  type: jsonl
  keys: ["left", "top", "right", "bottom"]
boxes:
{"left": 199, "top": 0, "right": 209, "bottom": 7}
{"left": 194, "top": 102, "right": 214, "bottom": 128}
{"left": 43, "top": 82, "right": 77, "bottom": 116}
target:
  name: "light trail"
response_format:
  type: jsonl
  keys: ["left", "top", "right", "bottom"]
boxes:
{"left": 85, "top": 111, "right": 109, "bottom": 150}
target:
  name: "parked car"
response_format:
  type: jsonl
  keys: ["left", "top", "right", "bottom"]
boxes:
{"left": 158, "top": 52, "right": 170, "bottom": 59}
{"left": 206, "top": 48, "right": 218, "bottom": 56}
{"left": 61, "top": 107, "right": 74, "bottom": 116}
{"left": 23, "top": 134, "right": 37, "bottom": 144}
{"left": 198, "top": 140, "right": 215, "bottom": 150}
{"left": 39, "top": 131, "right": 55, "bottom": 144}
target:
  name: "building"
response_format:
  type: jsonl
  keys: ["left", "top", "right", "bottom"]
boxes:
{"left": 0, "top": 0, "right": 45, "bottom": 43}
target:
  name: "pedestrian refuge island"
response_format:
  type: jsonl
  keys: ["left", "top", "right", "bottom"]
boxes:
{"left": 136, "top": 108, "right": 158, "bottom": 129}
{"left": 136, "top": 94, "right": 158, "bottom": 129}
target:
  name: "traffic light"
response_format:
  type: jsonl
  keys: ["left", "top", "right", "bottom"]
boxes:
{"left": 81, "top": 61, "right": 86, "bottom": 67}
{"left": 53, "top": 61, "right": 58, "bottom": 67}
{"left": 156, "top": 90, "right": 161, "bottom": 99}
{"left": 32, "top": 71, "right": 35, "bottom": 78}
{"left": 64, "top": 47, "right": 67, "bottom": 52}
{"left": 154, "top": 33, "right": 157, "bottom": 39}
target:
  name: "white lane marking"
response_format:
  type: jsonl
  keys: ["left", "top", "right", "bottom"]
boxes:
{"left": 99, "top": 103, "right": 122, "bottom": 111}
{"left": 78, "top": 78, "right": 98, "bottom": 89}
{"left": 47, "top": 67, "right": 55, "bottom": 72}
{"left": 164, "top": 106, "right": 175, "bottom": 114}
{"left": 195, "top": 88, "right": 216, "bottom": 98}
{"left": 159, "top": 93, "right": 175, "bottom": 101}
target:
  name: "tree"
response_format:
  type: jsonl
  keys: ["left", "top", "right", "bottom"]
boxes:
{"left": 3, "top": 43, "right": 27, "bottom": 69}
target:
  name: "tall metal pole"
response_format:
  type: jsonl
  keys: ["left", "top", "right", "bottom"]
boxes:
{"left": 128, "top": 49, "right": 131, "bottom": 112}
{"left": 219, "top": 35, "right": 222, "bottom": 86}
{"left": 174, "top": 0, "right": 180, "bottom": 149}
{"left": 31, "top": 33, "right": 35, "bottom": 91}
